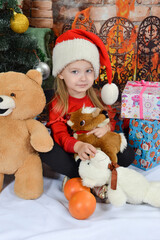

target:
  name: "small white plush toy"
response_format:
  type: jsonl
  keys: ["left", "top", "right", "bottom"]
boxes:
{"left": 79, "top": 150, "right": 160, "bottom": 207}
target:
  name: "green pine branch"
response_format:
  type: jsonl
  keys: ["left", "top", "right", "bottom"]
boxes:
{"left": 0, "top": 6, "right": 41, "bottom": 73}
{"left": 0, "top": 0, "right": 21, "bottom": 12}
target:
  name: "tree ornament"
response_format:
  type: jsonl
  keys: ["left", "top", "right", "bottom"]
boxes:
{"left": 34, "top": 62, "right": 50, "bottom": 80}
{"left": 10, "top": 12, "right": 29, "bottom": 34}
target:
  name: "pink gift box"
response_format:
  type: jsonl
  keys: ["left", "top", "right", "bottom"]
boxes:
{"left": 121, "top": 80, "right": 160, "bottom": 120}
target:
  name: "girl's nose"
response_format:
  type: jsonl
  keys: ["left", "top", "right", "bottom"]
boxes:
{"left": 80, "top": 72, "right": 86, "bottom": 81}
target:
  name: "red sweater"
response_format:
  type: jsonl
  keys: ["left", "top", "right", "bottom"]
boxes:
{"left": 47, "top": 95, "right": 94, "bottom": 153}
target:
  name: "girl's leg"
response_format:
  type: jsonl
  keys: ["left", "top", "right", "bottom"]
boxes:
{"left": 117, "top": 145, "right": 135, "bottom": 167}
{"left": 39, "top": 142, "right": 79, "bottom": 178}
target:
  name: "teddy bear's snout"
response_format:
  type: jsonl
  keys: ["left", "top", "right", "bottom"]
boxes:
{"left": 0, "top": 95, "right": 15, "bottom": 116}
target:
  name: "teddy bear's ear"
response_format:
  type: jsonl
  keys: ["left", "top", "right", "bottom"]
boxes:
{"left": 26, "top": 70, "right": 42, "bottom": 85}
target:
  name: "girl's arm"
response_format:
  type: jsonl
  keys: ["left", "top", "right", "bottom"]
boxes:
{"left": 48, "top": 100, "right": 78, "bottom": 153}
{"left": 51, "top": 118, "right": 97, "bottom": 159}
{"left": 50, "top": 120, "right": 78, "bottom": 152}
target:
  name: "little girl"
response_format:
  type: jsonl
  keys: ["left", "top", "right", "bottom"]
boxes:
{"left": 40, "top": 29, "right": 135, "bottom": 198}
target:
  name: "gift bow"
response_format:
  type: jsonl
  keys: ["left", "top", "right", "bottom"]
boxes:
{"left": 128, "top": 80, "right": 159, "bottom": 87}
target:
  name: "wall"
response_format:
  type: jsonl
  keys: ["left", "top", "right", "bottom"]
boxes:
{"left": 51, "top": 0, "right": 160, "bottom": 36}
{"left": 23, "top": 0, "right": 53, "bottom": 28}
{"left": 22, "top": 0, "right": 160, "bottom": 87}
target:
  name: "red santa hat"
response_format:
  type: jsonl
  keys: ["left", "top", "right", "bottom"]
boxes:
{"left": 52, "top": 29, "right": 119, "bottom": 105}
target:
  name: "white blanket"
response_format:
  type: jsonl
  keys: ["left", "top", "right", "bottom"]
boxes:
{"left": 0, "top": 166, "right": 160, "bottom": 240}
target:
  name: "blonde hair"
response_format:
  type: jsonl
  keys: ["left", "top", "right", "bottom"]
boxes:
{"left": 51, "top": 76, "right": 104, "bottom": 116}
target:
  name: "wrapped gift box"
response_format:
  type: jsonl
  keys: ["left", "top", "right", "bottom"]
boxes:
{"left": 121, "top": 80, "right": 160, "bottom": 120}
{"left": 129, "top": 118, "right": 160, "bottom": 171}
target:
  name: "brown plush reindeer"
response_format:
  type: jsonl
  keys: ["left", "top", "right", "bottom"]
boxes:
{"left": 67, "top": 106, "right": 127, "bottom": 164}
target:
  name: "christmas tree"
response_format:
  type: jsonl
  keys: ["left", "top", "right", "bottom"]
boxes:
{"left": 0, "top": 0, "right": 41, "bottom": 73}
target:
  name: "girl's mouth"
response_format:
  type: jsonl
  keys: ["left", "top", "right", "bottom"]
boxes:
{"left": 77, "top": 84, "right": 87, "bottom": 87}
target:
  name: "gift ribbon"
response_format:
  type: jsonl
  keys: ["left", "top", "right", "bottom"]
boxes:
{"left": 128, "top": 80, "right": 159, "bottom": 119}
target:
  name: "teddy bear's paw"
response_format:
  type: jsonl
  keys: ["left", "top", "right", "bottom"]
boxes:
{"left": 108, "top": 187, "right": 127, "bottom": 207}
{"left": 143, "top": 183, "right": 160, "bottom": 207}
{"left": 15, "top": 188, "right": 43, "bottom": 200}
{"left": 14, "top": 178, "right": 43, "bottom": 200}
{"left": 0, "top": 173, "right": 4, "bottom": 192}
{"left": 31, "top": 136, "right": 54, "bottom": 152}
{"left": 39, "top": 138, "right": 54, "bottom": 152}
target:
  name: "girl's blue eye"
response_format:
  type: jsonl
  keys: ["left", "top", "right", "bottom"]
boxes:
{"left": 72, "top": 70, "right": 78, "bottom": 74}
{"left": 86, "top": 69, "right": 93, "bottom": 73}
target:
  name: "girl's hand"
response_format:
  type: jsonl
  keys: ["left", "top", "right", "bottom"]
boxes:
{"left": 87, "top": 123, "right": 111, "bottom": 138}
{"left": 74, "top": 141, "right": 97, "bottom": 161}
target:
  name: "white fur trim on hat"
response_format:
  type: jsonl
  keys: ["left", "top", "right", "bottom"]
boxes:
{"left": 52, "top": 39, "right": 100, "bottom": 78}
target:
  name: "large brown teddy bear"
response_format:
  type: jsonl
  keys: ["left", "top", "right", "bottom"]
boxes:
{"left": 0, "top": 70, "right": 54, "bottom": 199}
{"left": 67, "top": 106, "right": 127, "bottom": 164}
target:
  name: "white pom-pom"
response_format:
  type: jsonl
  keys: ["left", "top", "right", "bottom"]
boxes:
{"left": 101, "top": 83, "right": 119, "bottom": 105}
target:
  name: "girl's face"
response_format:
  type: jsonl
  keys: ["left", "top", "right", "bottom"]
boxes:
{"left": 58, "top": 60, "right": 95, "bottom": 98}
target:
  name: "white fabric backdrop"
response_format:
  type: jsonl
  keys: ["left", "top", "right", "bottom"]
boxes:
{"left": 0, "top": 165, "right": 160, "bottom": 240}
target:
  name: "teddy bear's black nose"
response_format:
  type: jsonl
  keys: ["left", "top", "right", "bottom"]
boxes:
{"left": 0, "top": 97, "right": 3, "bottom": 103}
